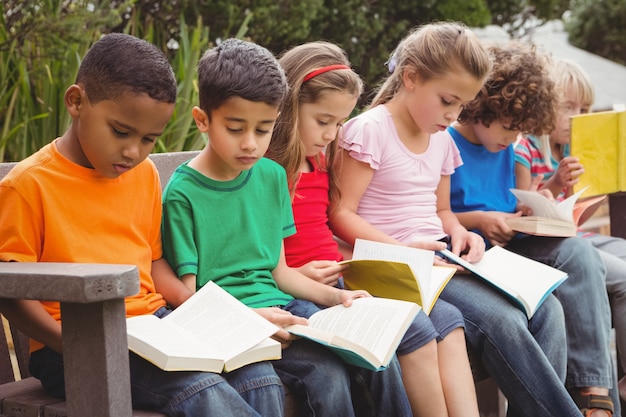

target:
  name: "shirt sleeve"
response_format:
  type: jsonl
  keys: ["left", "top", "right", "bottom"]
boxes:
{"left": 341, "top": 114, "right": 385, "bottom": 170}
{"left": 514, "top": 138, "right": 532, "bottom": 170}
{"left": 161, "top": 190, "right": 199, "bottom": 279}
{"left": 441, "top": 131, "right": 463, "bottom": 176}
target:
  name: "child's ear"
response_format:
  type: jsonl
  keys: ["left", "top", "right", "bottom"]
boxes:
{"left": 192, "top": 106, "right": 210, "bottom": 133}
{"left": 401, "top": 68, "right": 420, "bottom": 91}
{"left": 64, "top": 85, "right": 84, "bottom": 117}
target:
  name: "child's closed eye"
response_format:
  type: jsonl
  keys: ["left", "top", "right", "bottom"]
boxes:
{"left": 112, "top": 127, "right": 129, "bottom": 137}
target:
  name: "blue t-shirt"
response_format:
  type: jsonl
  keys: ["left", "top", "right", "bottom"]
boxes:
{"left": 448, "top": 126, "right": 518, "bottom": 214}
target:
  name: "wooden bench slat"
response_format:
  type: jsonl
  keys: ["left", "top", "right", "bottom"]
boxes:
{"left": 2, "top": 389, "right": 63, "bottom": 417}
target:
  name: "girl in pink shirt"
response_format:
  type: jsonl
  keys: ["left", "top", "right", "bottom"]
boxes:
{"left": 267, "top": 38, "right": 480, "bottom": 417}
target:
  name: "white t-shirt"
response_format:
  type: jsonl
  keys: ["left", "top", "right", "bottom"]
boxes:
{"left": 340, "top": 105, "right": 462, "bottom": 243}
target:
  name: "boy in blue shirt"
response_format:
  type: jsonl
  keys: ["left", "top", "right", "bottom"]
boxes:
{"left": 161, "top": 38, "right": 412, "bottom": 416}
{"left": 440, "top": 41, "right": 617, "bottom": 417}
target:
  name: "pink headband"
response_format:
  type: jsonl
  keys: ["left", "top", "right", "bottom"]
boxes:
{"left": 303, "top": 64, "right": 351, "bottom": 83}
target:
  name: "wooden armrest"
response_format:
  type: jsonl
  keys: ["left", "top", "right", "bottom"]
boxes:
{"left": 0, "top": 263, "right": 139, "bottom": 417}
{"left": 0, "top": 262, "right": 139, "bottom": 302}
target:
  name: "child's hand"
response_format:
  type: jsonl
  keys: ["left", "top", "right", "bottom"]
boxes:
{"left": 407, "top": 240, "right": 447, "bottom": 252}
{"left": 450, "top": 230, "right": 485, "bottom": 263}
{"left": 478, "top": 211, "right": 518, "bottom": 247}
{"left": 335, "top": 289, "right": 370, "bottom": 307}
{"left": 553, "top": 156, "right": 584, "bottom": 190}
{"left": 297, "top": 260, "right": 347, "bottom": 286}
{"left": 254, "top": 307, "right": 307, "bottom": 349}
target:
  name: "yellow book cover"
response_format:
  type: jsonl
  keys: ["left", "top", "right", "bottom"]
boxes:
{"left": 340, "top": 239, "right": 456, "bottom": 315}
{"left": 571, "top": 109, "right": 626, "bottom": 198}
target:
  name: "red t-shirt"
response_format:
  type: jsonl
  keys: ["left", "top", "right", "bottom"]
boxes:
{"left": 284, "top": 156, "right": 342, "bottom": 267}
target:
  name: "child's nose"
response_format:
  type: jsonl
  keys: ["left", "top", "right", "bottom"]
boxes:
{"left": 241, "top": 132, "right": 258, "bottom": 150}
{"left": 122, "top": 143, "right": 140, "bottom": 160}
{"left": 323, "top": 126, "right": 340, "bottom": 142}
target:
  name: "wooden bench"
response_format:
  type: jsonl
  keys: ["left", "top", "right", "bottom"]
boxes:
{"left": 0, "top": 151, "right": 507, "bottom": 417}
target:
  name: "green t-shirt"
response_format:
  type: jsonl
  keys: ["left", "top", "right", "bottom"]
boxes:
{"left": 162, "top": 157, "right": 295, "bottom": 308}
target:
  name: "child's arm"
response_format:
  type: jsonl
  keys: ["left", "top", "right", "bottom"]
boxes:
{"left": 296, "top": 260, "right": 347, "bottom": 286}
{"left": 436, "top": 175, "right": 484, "bottom": 262}
{"left": 255, "top": 307, "right": 307, "bottom": 348}
{"left": 329, "top": 151, "right": 400, "bottom": 245}
{"left": 0, "top": 299, "right": 62, "bottom": 353}
{"left": 273, "top": 243, "right": 369, "bottom": 307}
{"left": 151, "top": 257, "right": 194, "bottom": 308}
{"left": 329, "top": 150, "right": 445, "bottom": 252}
{"left": 514, "top": 159, "right": 534, "bottom": 192}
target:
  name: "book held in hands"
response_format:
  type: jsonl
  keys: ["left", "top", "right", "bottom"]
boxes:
{"left": 339, "top": 238, "right": 456, "bottom": 314}
{"left": 440, "top": 246, "right": 568, "bottom": 318}
{"left": 506, "top": 187, "right": 606, "bottom": 237}
{"left": 285, "top": 296, "right": 420, "bottom": 371}
{"left": 571, "top": 108, "right": 626, "bottom": 198}
{"left": 126, "top": 281, "right": 281, "bottom": 373}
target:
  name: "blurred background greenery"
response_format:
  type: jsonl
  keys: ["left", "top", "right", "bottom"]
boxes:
{"left": 1, "top": 0, "right": 624, "bottom": 162}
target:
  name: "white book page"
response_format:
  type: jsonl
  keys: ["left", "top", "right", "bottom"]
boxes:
{"left": 509, "top": 189, "right": 570, "bottom": 221}
{"left": 426, "top": 266, "right": 456, "bottom": 305}
{"left": 164, "top": 282, "right": 278, "bottom": 359}
{"left": 307, "top": 298, "right": 418, "bottom": 362}
{"left": 555, "top": 188, "right": 587, "bottom": 219}
{"left": 127, "top": 315, "right": 210, "bottom": 357}
{"left": 352, "top": 238, "right": 435, "bottom": 294}
{"left": 468, "top": 246, "right": 568, "bottom": 316}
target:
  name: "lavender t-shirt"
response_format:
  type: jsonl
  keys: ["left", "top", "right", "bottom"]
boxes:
{"left": 340, "top": 105, "right": 462, "bottom": 243}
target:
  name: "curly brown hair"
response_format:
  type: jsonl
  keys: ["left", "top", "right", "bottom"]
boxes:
{"left": 458, "top": 41, "right": 557, "bottom": 136}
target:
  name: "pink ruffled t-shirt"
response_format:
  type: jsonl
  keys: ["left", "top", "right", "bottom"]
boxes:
{"left": 340, "top": 105, "right": 462, "bottom": 243}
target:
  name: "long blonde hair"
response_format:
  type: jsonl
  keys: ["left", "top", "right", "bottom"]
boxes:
{"left": 370, "top": 21, "right": 492, "bottom": 108}
{"left": 267, "top": 41, "right": 363, "bottom": 198}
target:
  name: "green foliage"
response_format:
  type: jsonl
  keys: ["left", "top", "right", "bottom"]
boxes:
{"left": 434, "top": 0, "right": 492, "bottom": 28}
{"left": 0, "top": 0, "right": 117, "bottom": 161}
{"left": 2, "top": 0, "right": 622, "bottom": 161}
{"left": 154, "top": 18, "right": 210, "bottom": 153}
{"left": 485, "top": 0, "right": 570, "bottom": 37}
{"left": 565, "top": 0, "right": 626, "bottom": 66}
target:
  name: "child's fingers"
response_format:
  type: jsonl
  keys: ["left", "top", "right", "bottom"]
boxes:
{"left": 529, "top": 174, "right": 544, "bottom": 191}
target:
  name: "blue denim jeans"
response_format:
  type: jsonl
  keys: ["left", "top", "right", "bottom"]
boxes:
{"left": 440, "top": 274, "right": 582, "bottom": 417}
{"left": 584, "top": 232, "right": 626, "bottom": 373}
{"left": 507, "top": 235, "right": 619, "bottom": 414}
{"left": 29, "top": 347, "right": 284, "bottom": 417}
{"left": 29, "top": 307, "right": 284, "bottom": 417}
{"left": 282, "top": 298, "right": 411, "bottom": 417}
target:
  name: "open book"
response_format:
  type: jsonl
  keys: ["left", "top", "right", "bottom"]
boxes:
{"left": 285, "top": 297, "right": 420, "bottom": 371}
{"left": 340, "top": 239, "right": 456, "bottom": 314}
{"left": 571, "top": 108, "right": 626, "bottom": 198}
{"left": 440, "top": 246, "right": 568, "bottom": 318}
{"left": 126, "top": 281, "right": 281, "bottom": 372}
{"left": 506, "top": 187, "right": 606, "bottom": 237}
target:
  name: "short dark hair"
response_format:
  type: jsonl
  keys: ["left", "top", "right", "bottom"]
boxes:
{"left": 197, "top": 38, "right": 288, "bottom": 117}
{"left": 76, "top": 33, "right": 176, "bottom": 104}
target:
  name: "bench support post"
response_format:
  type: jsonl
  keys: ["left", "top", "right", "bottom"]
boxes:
{"left": 609, "top": 192, "right": 626, "bottom": 239}
{"left": 62, "top": 299, "right": 132, "bottom": 417}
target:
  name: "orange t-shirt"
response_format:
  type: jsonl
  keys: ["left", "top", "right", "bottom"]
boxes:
{"left": 0, "top": 140, "right": 166, "bottom": 351}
